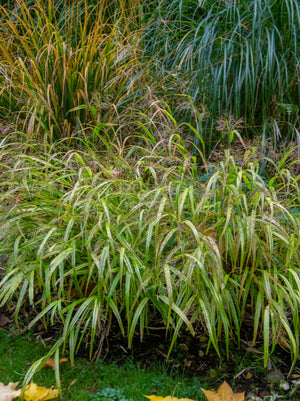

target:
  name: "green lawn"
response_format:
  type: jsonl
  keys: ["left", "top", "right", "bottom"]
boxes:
{"left": 0, "top": 329, "right": 206, "bottom": 401}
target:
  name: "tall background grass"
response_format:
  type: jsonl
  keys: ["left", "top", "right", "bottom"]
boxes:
{"left": 143, "top": 0, "right": 300, "bottom": 152}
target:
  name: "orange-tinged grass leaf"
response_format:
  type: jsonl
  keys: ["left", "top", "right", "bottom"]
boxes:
{"left": 23, "top": 382, "right": 59, "bottom": 401}
{"left": 201, "top": 381, "right": 244, "bottom": 401}
{"left": 145, "top": 396, "right": 195, "bottom": 401}
{"left": 0, "top": 382, "right": 21, "bottom": 401}
{"left": 42, "top": 358, "right": 68, "bottom": 370}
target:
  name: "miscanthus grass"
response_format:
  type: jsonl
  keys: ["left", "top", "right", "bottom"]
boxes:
{"left": 142, "top": 0, "right": 300, "bottom": 150}
{"left": 1, "top": 0, "right": 299, "bottom": 152}
{"left": 0, "top": 0, "right": 148, "bottom": 141}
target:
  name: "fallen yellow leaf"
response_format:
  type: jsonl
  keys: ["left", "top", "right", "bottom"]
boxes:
{"left": 201, "top": 381, "right": 244, "bottom": 401}
{"left": 145, "top": 395, "right": 195, "bottom": 401}
{"left": 0, "top": 382, "right": 21, "bottom": 401}
{"left": 23, "top": 382, "right": 59, "bottom": 401}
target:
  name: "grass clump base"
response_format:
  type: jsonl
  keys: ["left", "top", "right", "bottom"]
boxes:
{"left": 1, "top": 327, "right": 300, "bottom": 401}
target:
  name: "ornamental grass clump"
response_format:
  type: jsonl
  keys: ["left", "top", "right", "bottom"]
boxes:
{"left": 0, "top": 113, "right": 299, "bottom": 384}
{"left": 143, "top": 0, "right": 300, "bottom": 149}
{"left": 0, "top": 0, "right": 147, "bottom": 141}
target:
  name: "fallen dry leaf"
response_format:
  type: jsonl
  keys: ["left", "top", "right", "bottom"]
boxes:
{"left": 201, "top": 381, "right": 244, "bottom": 401}
{"left": 0, "top": 382, "right": 21, "bottom": 401}
{"left": 42, "top": 358, "right": 68, "bottom": 370}
{"left": 0, "top": 314, "right": 11, "bottom": 327}
{"left": 23, "top": 382, "right": 59, "bottom": 401}
{"left": 68, "top": 379, "right": 77, "bottom": 388}
{"left": 145, "top": 396, "right": 195, "bottom": 401}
